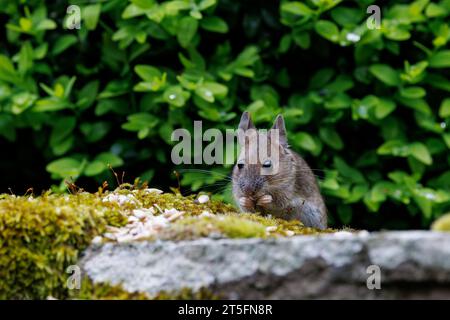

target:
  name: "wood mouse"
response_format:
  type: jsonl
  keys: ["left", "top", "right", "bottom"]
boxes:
{"left": 232, "top": 112, "right": 327, "bottom": 229}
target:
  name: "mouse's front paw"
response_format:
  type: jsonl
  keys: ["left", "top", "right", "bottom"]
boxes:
{"left": 239, "top": 197, "right": 254, "bottom": 211}
{"left": 256, "top": 194, "right": 273, "bottom": 206}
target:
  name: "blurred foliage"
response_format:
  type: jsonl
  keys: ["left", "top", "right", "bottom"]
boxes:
{"left": 0, "top": 0, "right": 450, "bottom": 228}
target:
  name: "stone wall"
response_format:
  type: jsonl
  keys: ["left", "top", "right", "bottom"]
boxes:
{"left": 81, "top": 231, "right": 450, "bottom": 299}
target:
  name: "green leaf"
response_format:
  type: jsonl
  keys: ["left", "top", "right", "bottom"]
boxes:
{"left": 352, "top": 95, "right": 378, "bottom": 120}
{"left": 36, "top": 19, "right": 57, "bottom": 31}
{"left": 401, "top": 60, "right": 428, "bottom": 84}
{"left": 122, "top": 113, "right": 159, "bottom": 131}
{"left": 384, "top": 24, "right": 411, "bottom": 41}
{"left": 324, "top": 93, "right": 352, "bottom": 110}
{"left": 77, "top": 80, "right": 99, "bottom": 109}
{"left": 330, "top": 7, "right": 363, "bottom": 27}
{"left": 83, "top": 4, "right": 102, "bottom": 30}
{"left": 281, "top": 2, "right": 313, "bottom": 16}
{"left": 80, "top": 122, "right": 111, "bottom": 143}
{"left": 369, "top": 64, "right": 400, "bottom": 86}
{"left": 333, "top": 157, "right": 366, "bottom": 184}
{"left": 164, "top": 0, "right": 191, "bottom": 13}
{"left": 52, "top": 136, "right": 74, "bottom": 156}
{"left": 10, "top": 92, "right": 36, "bottom": 115}
{"left": 122, "top": 4, "right": 146, "bottom": 19}
{"left": 439, "top": 98, "right": 450, "bottom": 118}
{"left": 414, "top": 196, "right": 432, "bottom": 218}
{"left": 18, "top": 42, "right": 34, "bottom": 75}
{"left": 321, "top": 171, "right": 339, "bottom": 190}
{"left": 19, "top": 17, "right": 32, "bottom": 32}
{"left": 377, "top": 140, "right": 410, "bottom": 157}
{"left": 200, "top": 81, "right": 228, "bottom": 99}
{"left": 84, "top": 161, "right": 106, "bottom": 176}
{"left": 46, "top": 157, "right": 83, "bottom": 178}
{"left": 346, "top": 184, "right": 369, "bottom": 203}
{"left": 399, "top": 86, "right": 426, "bottom": 99}
{"left": 195, "top": 82, "right": 228, "bottom": 103}
{"left": 375, "top": 98, "right": 396, "bottom": 119}
{"left": 134, "top": 73, "right": 167, "bottom": 92}
{"left": 95, "top": 152, "right": 124, "bottom": 168}
{"left": 293, "top": 132, "right": 317, "bottom": 153}
{"left": 195, "top": 86, "right": 214, "bottom": 103}
{"left": 315, "top": 20, "right": 339, "bottom": 42}
{"left": 33, "top": 98, "right": 70, "bottom": 112}
{"left": 50, "top": 117, "right": 77, "bottom": 148}
{"left": 292, "top": 31, "right": 310, "bottom": 49}
{"left": 325, "top": 74, "right": 354, "bottom": 93}
{"left": 278, "top": 34, "right": 292, "bottom": 53}
{"left": 319, "top": 127, "right": 343, "bottom": 150}
{"left": 443, "top": 134, "right": 450, "bottom": 149}
{"left": 177, "top": 16, "right": 198, "bottom": 48}
{"left": 396, "top": 96, "right": 431, "bottom": 115}
{"left": 425, "top": 3, "right": 448, "bottom": 17}
{"left": 429, "top": 50, "right": 450, "bottom": 68}
{"left": 0, "top": 54, "right": 19, "bottom": 84}
{"left": 64, "top": 76, "right": 77, "bottom": 99}
{"left": 198, "top": 0, "right": 216, "bottom": 10}
{"left": 138, "top": 127, "right": 150, "bottom": 139}
{"left": 163, "top": 85, "right": 189, "bottom": 107}
{"left": 200, "top": 16, "right": 228, "bottom": 33}
{"left": 309, "top": 68, "right": 334, "bottom": 89}
{"left": 52, "top": 35, "right": 78, "bottom": 56}
{"left": 364, "top": 181, "right": 398, "bottom": 211}
{"left": 409, "top": 142, "right": 432, "bottom": 165}
{"left": 134, "top": 65, "right": 161, "bottom": 81}
{"left": 426, "top": 73, "right": 450, "bottom": 92}
{"left": 33, "top": 43, "right": 48, "bottom": 60}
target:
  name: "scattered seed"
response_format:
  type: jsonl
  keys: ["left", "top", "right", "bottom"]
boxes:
{"left": 197, "top": 195, "right": 209, "bottom": 204}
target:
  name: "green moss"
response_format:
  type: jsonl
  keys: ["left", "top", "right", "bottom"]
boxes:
{"left": 0, "top": 192, "right": 128, "bottom": 299}
{"left": 160, "top": 213, "right": 334, "bottom": 241}
{"left": 130, "top": 189, "right": 236, "bottom": 215}
{"left": 153, "top": 287, "right": 221, "bottom": 300}
{"left": 70, "top": 277, "right": 219, "bottom": 300}
{"left": 0, "top": 186, "right": 336, "bottom": 299}
{"left": 236, "top": 213, "right": 335, "bottom": 236}
{"left": 69, "top": 277, "right": 150, "bottom": 300}
{"left": 161, "top": 215, "right": 267, "bottom": 240}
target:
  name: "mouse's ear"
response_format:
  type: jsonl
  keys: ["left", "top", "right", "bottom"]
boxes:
{"left": 271, "top": 114, "right": 288, "bottom": 147}
{"left": 237, "top": 111, "right": 256, "bottom": 146}
{"left": 238, "top": 111, "right": 255, "bottom": 131}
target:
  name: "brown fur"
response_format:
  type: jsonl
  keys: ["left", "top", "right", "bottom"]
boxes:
{"left": 232, "top": 112, "right": 327, "bottom": 229}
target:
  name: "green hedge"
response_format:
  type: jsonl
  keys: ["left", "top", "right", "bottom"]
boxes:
{"left": 1, "top": 0, "right": 450, "bottom": 228}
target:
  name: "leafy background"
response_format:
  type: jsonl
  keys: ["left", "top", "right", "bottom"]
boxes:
{"left": 0, "top": 0, "right": 449, "bottom": 230}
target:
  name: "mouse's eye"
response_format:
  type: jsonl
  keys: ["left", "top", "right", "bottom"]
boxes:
{"left": 262, "top": 160, "right": 272, "bottom": 168}
{"left": 237, "top": 162, "right": 244, "bottom": 169}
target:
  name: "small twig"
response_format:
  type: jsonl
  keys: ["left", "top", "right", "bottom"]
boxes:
{"left": 65, "top": 178, "right": 83, "bottom": 194}
{"left": 24, "top": 188, "right": 34, "bottom": 197}
{"left": 121, "top": 171, "right": 126, "bottom": 185}
{"left": 173, "top": 170, "right": 181, "bottom": 193}
{"left": 108, "top": 164, "right": 121, "bottom": 187}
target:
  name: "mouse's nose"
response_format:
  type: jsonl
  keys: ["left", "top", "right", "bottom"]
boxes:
{"left": 239, "top": 178, "right": 263, "bottom": 195}
{"left": 241, "top": 183, "right": 254, "bottom": 195}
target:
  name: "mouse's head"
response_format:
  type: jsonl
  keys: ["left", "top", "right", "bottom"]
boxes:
{"left": 232, "top": 112, "right": 296, "bottom": 202}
